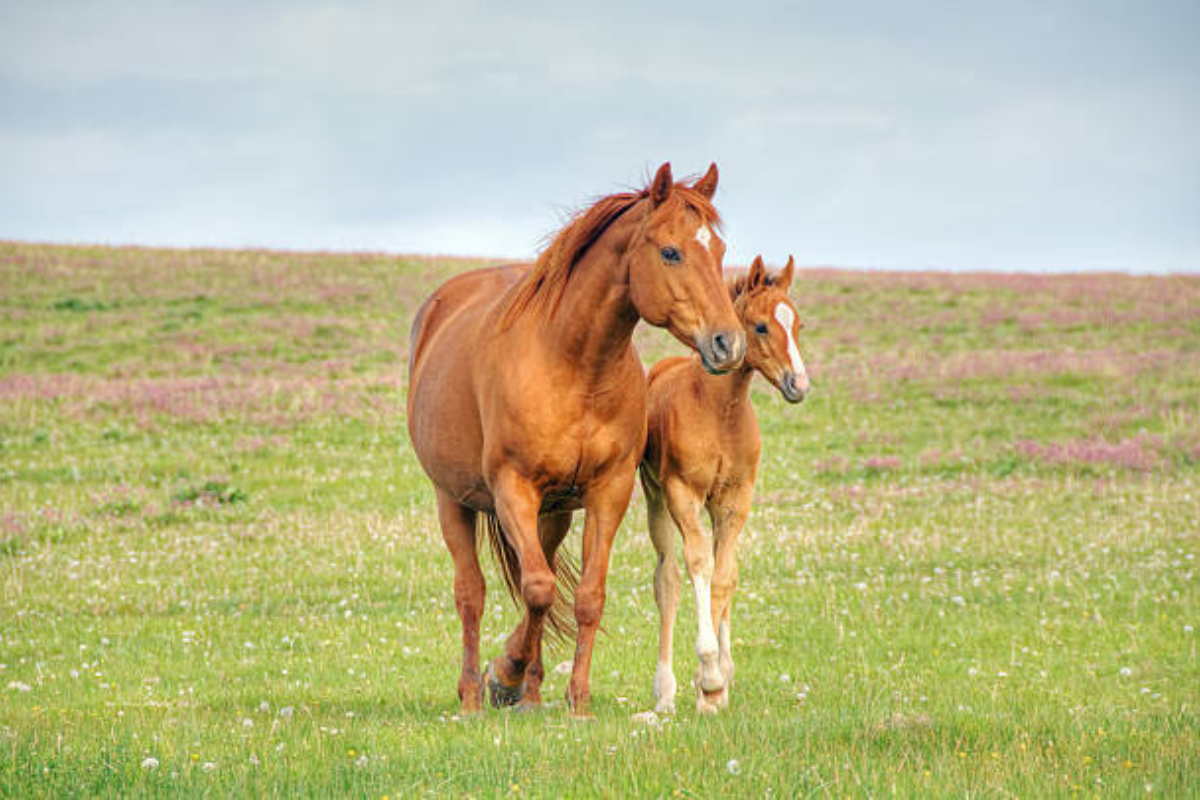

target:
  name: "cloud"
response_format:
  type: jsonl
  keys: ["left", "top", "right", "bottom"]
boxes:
{"left": 1, "top": 1, "right": 1197, "bottom": 271}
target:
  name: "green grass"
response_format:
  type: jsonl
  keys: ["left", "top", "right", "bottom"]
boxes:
{"left": 1, "top": 241, "right": 1197, "bottom": 797}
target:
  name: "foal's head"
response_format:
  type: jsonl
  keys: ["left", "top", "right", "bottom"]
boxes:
{"left": 731, "top": 256, "right": 810, "bottom": 403}
{"left": 627, "top": 163, "right": 745, "bottom": 374}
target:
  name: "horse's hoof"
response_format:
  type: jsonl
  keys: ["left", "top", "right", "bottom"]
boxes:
{"left": 453, "top": 708, "right": 485, "bottom": 721}
{"left": 566, "top": 691, "right": 592, "bottom": 720}
{"left": 697, "top": 659, "right": 725, "bottom": 694}
{"left": 513, "top": 698, "right": 543, "bottom": 714}
{"left": 486, "top": 662, "right": 525, "bottom": 708}
{"left": 696, "top": 686, "right": 727, "bottom": 715}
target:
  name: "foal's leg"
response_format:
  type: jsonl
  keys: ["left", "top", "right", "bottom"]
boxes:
{"left": 663, "top": 478, "right": 723, "bottom": 710}
{"left": 643, "top": 475, "right": 681, "bottom": 714}
{"left": 436, "top": 488, "right": 485, "bottom": 713}
{"left": 705, "top": 484, "right": 752, "bottom": 711}
{"left": 510, "top": 510, "right": 573, "bottom": 710}
{"left": 567, "top": 468, "right": 636, "bottom": 718}
{"left": 487, "top": 472, "right": 556, "bottom": 707}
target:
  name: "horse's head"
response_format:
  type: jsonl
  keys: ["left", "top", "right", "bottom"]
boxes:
{"left": 733, "top": 255, "right": 810, "bottom": 403}
{"left": 627, "top": 162, "right": 745, "bottom": 374}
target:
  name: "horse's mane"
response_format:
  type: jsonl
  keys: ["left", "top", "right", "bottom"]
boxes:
{"left": 499, "top": 180, "right": 721, "bottom": 328}
{"left": 727, "top": 268, "right": 783, "bottom": 301}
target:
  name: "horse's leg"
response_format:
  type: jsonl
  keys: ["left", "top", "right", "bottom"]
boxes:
{"left": 663, "top": 478, "right": 723, "bottom": 713}
{"left": 511, "top": 510, "right": 573, "bottom": 711}
{"left": 436, "top": 488, "right": 485, "bottom": 714}
{"left": 487, "top": 472, "right": 555, "bottom": 707}
{"left": 705, "top": 483, "right": 751, "bottom": 711}
{"left": 566, "top": 468, "right": 636, "bottom": 718}
{"left": 643, "top": 475, "right": 680, "bottom": 714}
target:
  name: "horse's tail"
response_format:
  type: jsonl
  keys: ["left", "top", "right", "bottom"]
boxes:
{"left": 480, "top": 511, "right": 579, "bottom": 641}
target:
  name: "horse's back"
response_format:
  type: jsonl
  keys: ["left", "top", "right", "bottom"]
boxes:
{"left": 408, "top": 263, "right": 530, "bottom": 375}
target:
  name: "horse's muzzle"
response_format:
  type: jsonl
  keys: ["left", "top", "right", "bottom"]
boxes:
{"left": 696, "top": 329, "right": 746, "bottom": 374}
{"left": 781, "top": 369, "right": 809, "bottom": 404}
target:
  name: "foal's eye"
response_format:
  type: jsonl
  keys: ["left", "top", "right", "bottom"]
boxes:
{"left": 755, "top": 323, "right": 768, "bottom": 335}
{"left": 660, "top": 246, "right": 681, "bottom": 264}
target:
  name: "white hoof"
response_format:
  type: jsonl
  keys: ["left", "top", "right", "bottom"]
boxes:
{"left": 695, "top": 683, "right": 729, "bottom": 715}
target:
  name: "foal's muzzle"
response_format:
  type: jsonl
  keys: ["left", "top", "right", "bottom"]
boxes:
{"left": 781, "top": 369, "right": 809, "bottom": 404}
{"left": 696, "top": 329, "right": 746, "bottom": 374}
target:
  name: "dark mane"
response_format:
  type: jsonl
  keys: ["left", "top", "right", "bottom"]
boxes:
{"left": 727, "top": 268, "right": 783, "bottom": 301}
{"left": 499, "top": 180, "right": 721, "bottom": 328}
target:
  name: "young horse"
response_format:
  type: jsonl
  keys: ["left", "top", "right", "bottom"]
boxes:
{"left": 639, "top": 255, "right": 809, "bottom": 714}
{"left": 407, "top": 163, "right": 745, "bottom": 717}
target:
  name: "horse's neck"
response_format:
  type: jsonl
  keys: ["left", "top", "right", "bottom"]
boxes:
{"left": 540, "top": 219, "right": 640, "bottom": 388}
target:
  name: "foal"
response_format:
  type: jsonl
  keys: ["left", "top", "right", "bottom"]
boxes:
{"left": 639, "top": 256, "right": 809, "bottom": 714}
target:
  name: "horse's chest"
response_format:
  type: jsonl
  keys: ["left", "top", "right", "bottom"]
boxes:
{"left": 494, "top": 390, "right": 643, "bottom": 487}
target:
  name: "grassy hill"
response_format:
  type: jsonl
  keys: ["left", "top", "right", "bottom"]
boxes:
{"left": 1, "top": 241, "right": 1197, "bottom": 796}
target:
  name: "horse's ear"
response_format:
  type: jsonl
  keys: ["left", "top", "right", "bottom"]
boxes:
{"left": 748, "top": 255, "right": 766, "bottom": 289}
{"left": 650, "top": 162, "right": 674, "bottom": 206}
{"left": 778, "top": 255, "right": 795, "bottom": 289}
{"left": 693, "top": 162, "right": 718, "bottom": 200}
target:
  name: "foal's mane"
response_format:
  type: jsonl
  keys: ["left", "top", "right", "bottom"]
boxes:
{"left": 727, "top": 268, "right": 784, "bottom": 301}
{"left": 499, "top": 180, "right": 721, "bottom": 328}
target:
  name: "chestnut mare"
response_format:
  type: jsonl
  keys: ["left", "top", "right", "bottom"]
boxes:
{"left": 406, "top": 163, "right": 745, "bottom": 717}
{"left": 640, "top": 256, "right": 809, "bottom": 714}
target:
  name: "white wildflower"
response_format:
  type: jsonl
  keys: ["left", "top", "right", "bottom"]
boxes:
{"left": 631, "top": 711, "right": 661, "bottom": 729}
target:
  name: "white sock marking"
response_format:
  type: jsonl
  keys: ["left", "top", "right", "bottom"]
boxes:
{"left": 693, "top": 574, "right": 718, "bottom": 658}
{"left": 774, "top": 302, "right": 807, "bottom": 379}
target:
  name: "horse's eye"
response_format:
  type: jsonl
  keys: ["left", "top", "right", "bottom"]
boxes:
{"left": 755, "top": 323, "right": 768, "bottom": 335}
{"left": 660, "top": 246, "right": 681, "bottom": 264}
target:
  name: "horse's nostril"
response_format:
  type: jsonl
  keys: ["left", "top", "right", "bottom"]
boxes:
{"left": 712, "top": 332, "right": 731, "bottom": 361}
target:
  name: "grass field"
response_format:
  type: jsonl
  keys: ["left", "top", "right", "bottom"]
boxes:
{"left": 1, "top": 240, "right": 1197, "bottom": 797}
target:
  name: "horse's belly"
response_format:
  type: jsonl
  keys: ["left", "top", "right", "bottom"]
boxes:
{"left": 407, "top": 307, "right": 491, "bottom": 502}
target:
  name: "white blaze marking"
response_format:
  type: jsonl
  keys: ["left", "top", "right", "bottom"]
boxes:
{"left": 774, "top": 302, "right": 807, "bottom": 378}
{"left": 694, "top": 225, "right": 713, "bottom": 252}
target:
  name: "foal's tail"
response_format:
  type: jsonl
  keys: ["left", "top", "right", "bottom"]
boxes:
{"left": 480, "top": 511, "right": 579, "bottom": 641}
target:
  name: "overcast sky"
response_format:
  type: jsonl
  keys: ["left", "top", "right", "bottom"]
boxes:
{"left": 1, "top": 1, "right": 1197, "bottom": 272}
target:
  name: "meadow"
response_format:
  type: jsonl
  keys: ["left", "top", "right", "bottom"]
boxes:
{"left": 1, "top": 240, "right": 1197, "bottom": 797}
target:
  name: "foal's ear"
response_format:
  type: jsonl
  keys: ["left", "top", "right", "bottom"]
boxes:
{"left": 748, "top": 255, "right": 766, "bottom": 289}
{"left": 778, "top": 255, "right": 795, "bottom": 289}
{"left": 693, "top": 162, "right": 719, "bottom": 200}
{"left": 650, "top": 162, "right": 674, "bottom": 206}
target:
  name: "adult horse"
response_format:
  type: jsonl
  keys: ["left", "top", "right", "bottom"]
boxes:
{"left": 406, "top": 162, "right": 745, "bottom": 717}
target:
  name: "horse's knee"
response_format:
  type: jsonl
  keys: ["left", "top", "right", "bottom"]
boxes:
{"left": 574, "top": 586, "right": 606, "bottom": 628}
{"left": 521, "top": 571, "right": 556, "bottom": 614}
{"left": 683, "top": 547, "right": 713, "bottom": 579}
